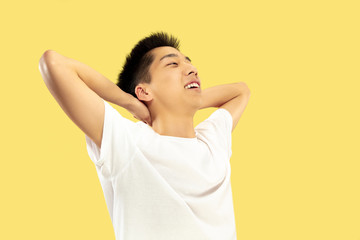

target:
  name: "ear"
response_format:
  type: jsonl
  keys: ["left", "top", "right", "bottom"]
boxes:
{"left": 135, "top": 84, "right": 153, "bottom": 102}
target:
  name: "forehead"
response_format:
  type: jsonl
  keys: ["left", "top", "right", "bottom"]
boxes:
{"left": 150, "top": 46, "right": 184, "bottom": 60}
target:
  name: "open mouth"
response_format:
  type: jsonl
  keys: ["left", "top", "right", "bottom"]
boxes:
{"left": 184, "top": 82, "right": 200, "bottom": 89}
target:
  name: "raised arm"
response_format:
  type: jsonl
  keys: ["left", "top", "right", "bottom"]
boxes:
{"left": 200, "top": 82, "right": 251, "bottom": 132}
{"left": 38, "top": 50, "right": 151, "bottom": 149}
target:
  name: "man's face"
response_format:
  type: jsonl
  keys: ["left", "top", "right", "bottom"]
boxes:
{"left": 146, "top": 46, "right": 202, "bottom": 114}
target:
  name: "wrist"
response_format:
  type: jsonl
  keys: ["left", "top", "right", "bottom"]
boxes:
{"left": 117, "top": 91, "right": 137, "bottom": 111}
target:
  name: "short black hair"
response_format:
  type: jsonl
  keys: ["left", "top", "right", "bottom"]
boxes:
{"left": 116, "top": 31, "right": 180, "bottom": 99}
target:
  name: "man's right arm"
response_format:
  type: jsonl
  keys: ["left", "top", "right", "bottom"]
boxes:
{"left": 38, "top": 50, "right": 151, "bottom": 149}
{"left": 199, "top": 82, "right": 251, "bottom": 132}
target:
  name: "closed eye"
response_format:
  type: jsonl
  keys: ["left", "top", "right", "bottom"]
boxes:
{"left": 167, "top": 62, "right": 178, "bottom": 66}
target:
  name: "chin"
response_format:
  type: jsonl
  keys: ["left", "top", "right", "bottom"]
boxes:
{"left": 182, "top": 95, "right": 202, "bottom": 111}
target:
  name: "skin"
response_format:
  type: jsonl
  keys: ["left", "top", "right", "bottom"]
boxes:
{"left": 39, "top": 48, "right": 250, "bottom": 149}
{"left": 134, "top": 46, "right": 202, "bottom": 138}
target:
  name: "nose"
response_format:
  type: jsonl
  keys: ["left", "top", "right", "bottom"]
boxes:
{"left": 185, "top": 63, "right": 198, "bottom": 77}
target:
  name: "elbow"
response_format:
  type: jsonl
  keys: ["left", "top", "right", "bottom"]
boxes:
{"left": 39, "top": 49, "right": 57, "bottom": 66}
{"left": 39, "top": 50, "right": 69, "bottom": 69}
{"left": 39, "top": 50, "right": 64, "bottom": 76}
{"left": 38, "top": 50, "right": 58, "bottom": 83}
{"left": 237, "top": 82, "right": 251, "bottom": 95}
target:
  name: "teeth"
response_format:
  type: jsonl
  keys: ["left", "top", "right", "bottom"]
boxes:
{"left": 185, "top": 82, "right": 200, "bottom": 89}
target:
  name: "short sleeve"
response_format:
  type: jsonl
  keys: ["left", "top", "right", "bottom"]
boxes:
{"left": 85, "top": 99, "right": 136, "bottom": 169}
{"left": 196, "top": 108, "right": 233, "bottom": 159}
{"left": 85, "top": 99, "right": 115, "bottom": 167}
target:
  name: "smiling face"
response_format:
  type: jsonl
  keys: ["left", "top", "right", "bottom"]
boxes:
{"left": 141, "top": 46, "right": 202, "bottom": 116}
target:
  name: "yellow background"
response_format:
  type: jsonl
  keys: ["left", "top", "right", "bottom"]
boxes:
{"left": 1, "top": 0, "right": 359, "bottom": 239}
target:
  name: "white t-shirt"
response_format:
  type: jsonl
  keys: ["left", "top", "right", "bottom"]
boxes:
{"left": 85, "top": 99, "right": 237, "bottom": 240}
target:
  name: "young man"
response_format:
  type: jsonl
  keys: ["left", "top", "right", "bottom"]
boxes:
{"left": 39, "top": 32, "right": 250, "bottom": 240}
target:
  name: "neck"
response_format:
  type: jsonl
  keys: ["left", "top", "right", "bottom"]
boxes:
{"left": 149, "top": 109, "right": 196, "bottom": 138}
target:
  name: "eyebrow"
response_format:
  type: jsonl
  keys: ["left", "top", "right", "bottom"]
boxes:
{"left": 159, "top": 53, "right": 191, "bottom": 63}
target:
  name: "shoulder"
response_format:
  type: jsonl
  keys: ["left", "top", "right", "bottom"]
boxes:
{"left": 195, "top": 108, "right": 233, "bottom": 159}
{"left": 196, "top": 108, "right": 233, "bottom": 130}
{"left": 100, "top": 100, "right": 144, "bottom": 145}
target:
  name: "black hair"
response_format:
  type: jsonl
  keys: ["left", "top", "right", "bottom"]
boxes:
{"left": 116, "top": 31, "right": 180, "bottom": 99}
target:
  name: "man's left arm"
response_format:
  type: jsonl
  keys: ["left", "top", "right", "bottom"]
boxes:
{"left": 200, "top": 82, "right": 251, "bottom": 132}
